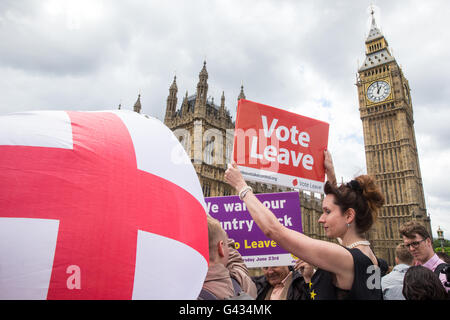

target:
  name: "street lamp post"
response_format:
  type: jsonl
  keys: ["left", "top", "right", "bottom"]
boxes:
{"left": 437, "top": 226, "right": 445, "bottom": 253}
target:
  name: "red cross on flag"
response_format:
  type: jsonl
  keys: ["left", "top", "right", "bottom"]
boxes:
{"left": 0, "top": 110, "right": 209, "bottom": 300}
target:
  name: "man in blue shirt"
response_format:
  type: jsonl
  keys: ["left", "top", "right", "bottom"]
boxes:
{"left": 381, "top": 243, "right": 413, "bottom": 300}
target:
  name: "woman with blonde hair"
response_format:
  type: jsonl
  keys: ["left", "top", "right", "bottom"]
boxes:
{"left": 225, "top": 151, "right": 384, "bottom": 300}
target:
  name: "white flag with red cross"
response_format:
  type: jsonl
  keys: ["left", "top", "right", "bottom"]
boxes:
{"left": 0, "top": 110, "right": 209, "bottom": 300}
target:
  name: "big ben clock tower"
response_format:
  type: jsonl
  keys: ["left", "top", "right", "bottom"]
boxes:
{"left": 356, "top": 11, "right": 432, "bottom": 264}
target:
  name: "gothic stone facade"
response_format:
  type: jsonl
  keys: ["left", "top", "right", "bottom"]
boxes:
{"left": 356, "top": 14, "right": 432, "bottom": 264}
{"left": 163, "top": 62, "right": 326, "bottom": 244}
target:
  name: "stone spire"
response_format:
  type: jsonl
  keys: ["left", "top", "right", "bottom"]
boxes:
{"left": 170, "top": 75, "right": 178, "bottom": 91}
{"left": 366, "top": 8, "right": 383, "bottom": 43}
{"left": 165, "top": 75, "right": 178, "bottom": 120}
{"left": 133, "top": 94, "right": 141, "bottom": 113}
{"left": 220, "top": 91, "right": 225, "bottom": 116}
{"left": 221, "top": 91, "right": 225, "bottom": 108}
{"left": 238, "top": 83, "right": 246, "bottom": 101}
{"left": 180, "top": 90, "right": 189, "bottom": 113}
{"left": 195, "top": 61, "right": 208, "bottom": 116}
{"left": 199, "top": 60, "right": 208, "bottom": 79}
{"left": 359, "top": 9, "right": 394, "bottom": 72}
{"left": 197, "top": 61, "right": 208, "bottom": 103}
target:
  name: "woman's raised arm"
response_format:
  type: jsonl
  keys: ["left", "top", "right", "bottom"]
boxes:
{"left": 224, "top": 163, "right": 353, "bottom": 278}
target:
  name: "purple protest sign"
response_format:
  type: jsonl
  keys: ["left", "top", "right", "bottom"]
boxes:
{"left": 205, "top": 191, "right": 302, "bottom": 268}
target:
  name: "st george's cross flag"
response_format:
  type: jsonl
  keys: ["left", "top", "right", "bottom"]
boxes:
{"left": 0, "top": 110, "right": 209, "bottom": 300}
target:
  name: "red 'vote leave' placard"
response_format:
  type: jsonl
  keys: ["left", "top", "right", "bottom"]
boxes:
{"left": 233, "top": 99, "right": 329, "bottom": 193}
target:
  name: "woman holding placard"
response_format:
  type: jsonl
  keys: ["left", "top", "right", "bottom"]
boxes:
{"left": 224, "top": 150, "right": 384, "bottom": 300}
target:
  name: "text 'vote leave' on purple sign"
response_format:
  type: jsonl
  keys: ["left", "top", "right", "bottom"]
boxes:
{"left": 205, "top": 191, "right": 302, "bottom": 268}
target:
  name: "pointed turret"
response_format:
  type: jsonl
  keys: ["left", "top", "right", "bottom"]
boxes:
{"left": 359, "top": 10, "right": 395, "bottom": 72}
{"left": 366, "top": 9, "right": 383, "bottom": 43}
{"left": 180, "top": 90, "right": 189, "bottom": 113}
{"left": 170, "top": 75, "right": 178, "bottom": 92}
{"left": 194, "top": 61, "right": 208, "bottom": 117}
{"left": 200, "top": 60, "right": 208, "bottom": 77}
{"left": 165, "top": 75, "right": 178, "bottom": 120}
{"left": 133, "top": 94, "right": 141, "bottom": 113}
{"left": 238, "top": 83, "right": 246, "bottom": 101}
{"left": 197, "top": 61, "right": 208, "bottom": 103}
{"left": 220, "top": 91, "right": 226, "bottom": 109}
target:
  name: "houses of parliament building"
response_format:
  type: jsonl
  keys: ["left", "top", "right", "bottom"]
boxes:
{"left": 128, "top": 12, "right": 432, "bottom": 265}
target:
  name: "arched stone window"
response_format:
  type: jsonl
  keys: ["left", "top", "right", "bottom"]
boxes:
{"left": 204, "top": 136, "right": 215, "bottom": 165}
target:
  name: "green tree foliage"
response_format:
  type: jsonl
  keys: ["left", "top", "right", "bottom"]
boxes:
{"left": 433, "top": 238, "right": 450, "bottom": 254}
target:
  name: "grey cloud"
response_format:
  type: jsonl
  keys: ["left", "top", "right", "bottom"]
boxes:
{"left": 0, "top": 2, "right": 132, "bottom": 76}
{"left": 0, "top": 0, "right": 449, "bottom": 235}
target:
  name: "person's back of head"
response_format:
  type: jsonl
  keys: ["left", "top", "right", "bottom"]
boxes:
{"left": 402, "top": 266, "right": 448, "bottom": 300}
{"left": 395, "top": 243, "right": 413, "bottom": 266}
{"left": 207, "top": 215, "right": 229, "bottom": 265}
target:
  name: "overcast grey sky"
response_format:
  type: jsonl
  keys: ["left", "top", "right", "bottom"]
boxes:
{"left": 1, "top": 0, "right": 449, "bottom": 238}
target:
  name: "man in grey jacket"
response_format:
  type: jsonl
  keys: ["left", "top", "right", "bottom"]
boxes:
{"left": 381, "top": 243, "right": 413, "bottom": 300}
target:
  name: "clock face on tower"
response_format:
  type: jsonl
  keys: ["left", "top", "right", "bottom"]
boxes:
{"left": 366, "top": 80, "right": 391, "bottom": 103}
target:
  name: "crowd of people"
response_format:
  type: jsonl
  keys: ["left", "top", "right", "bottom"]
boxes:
{"left": 198, "top": 151, "right": 449, "bottom": 300}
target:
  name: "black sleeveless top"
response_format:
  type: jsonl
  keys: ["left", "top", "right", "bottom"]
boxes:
{"left": 305, "top": 248, "right": 383, "bottom": 300}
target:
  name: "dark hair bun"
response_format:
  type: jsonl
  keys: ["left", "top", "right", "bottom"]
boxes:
{"left": 324, "top": 175, "right": 384, "bottom": 235}
{"left": 355, "top": 175, "right": 384, "bottom": 214}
